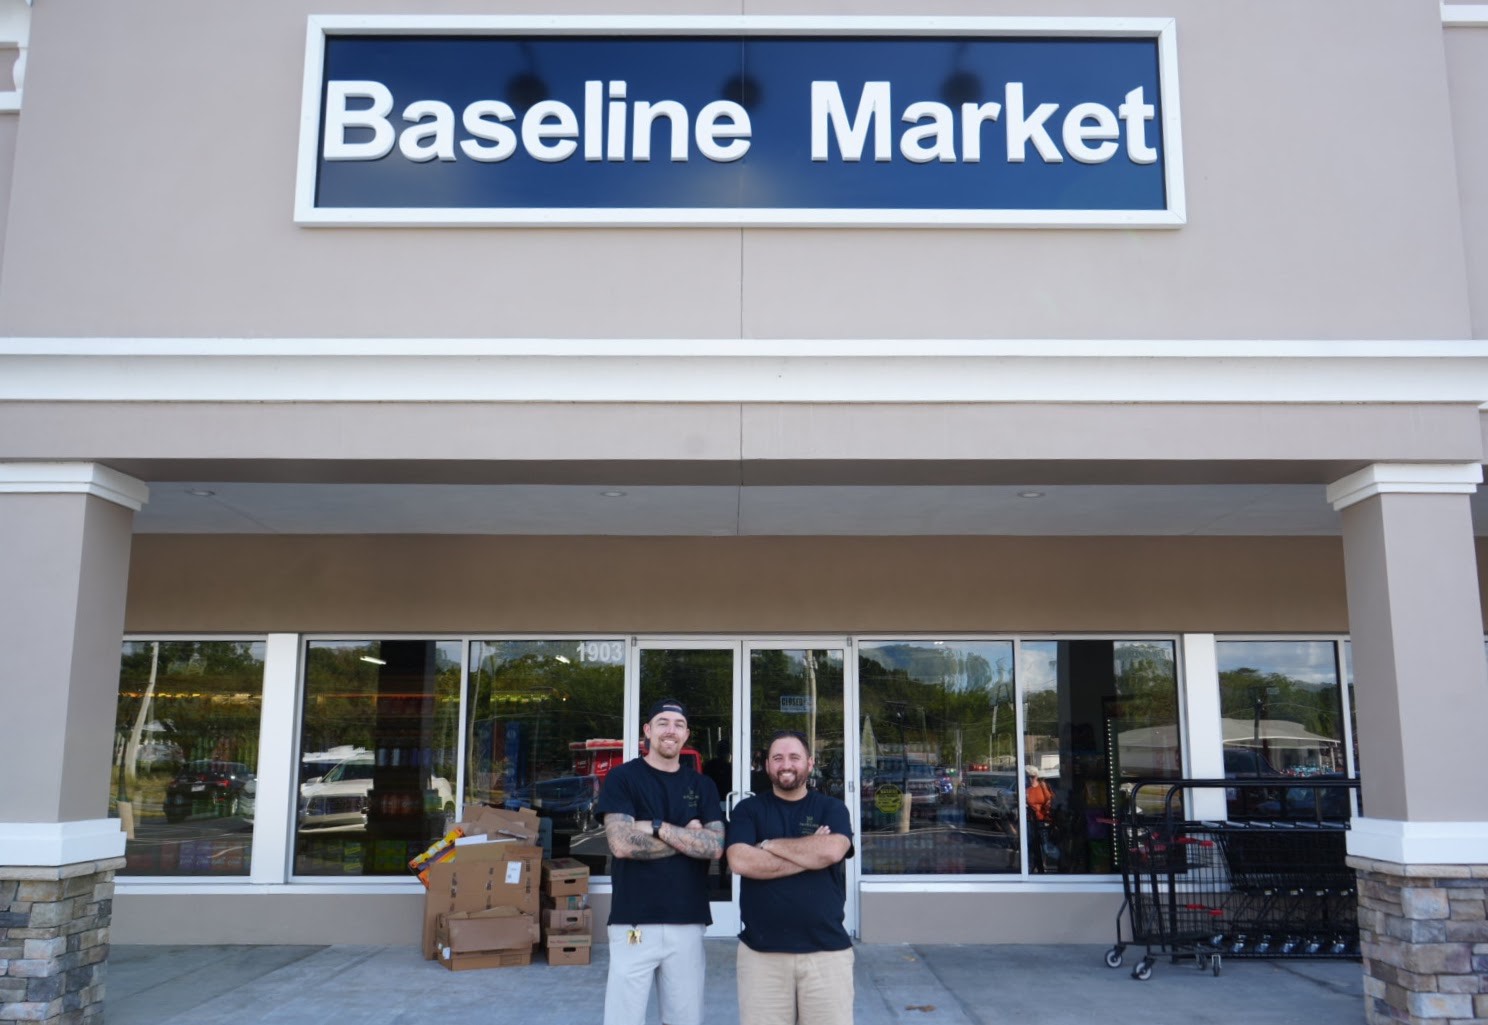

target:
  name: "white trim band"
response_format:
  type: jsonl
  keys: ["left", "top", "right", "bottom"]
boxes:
{"left": 1325, "top": 462, "right": 1481, "bottom": 511}
{"left": 8, "top": 341, "right": 1488, "bottom": 404}
{"left": 0, "top": 819, "right": 127, "bottom": 866}
{"left": 1346, "top": 816, "right": 1488, "bottom": 865}
{"left": 0, "top": 462, "right": 150, "bottom": 511}
{"left": 1442, "top": 4, "right": 1488, "bottom": 26}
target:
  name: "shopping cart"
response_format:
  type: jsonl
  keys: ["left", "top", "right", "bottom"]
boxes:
{"left": 1107, "top": 790, "right": 1226, "bottom": 980}
{"left": 1104, "top": 777, "right": 1359, "bottom": 981}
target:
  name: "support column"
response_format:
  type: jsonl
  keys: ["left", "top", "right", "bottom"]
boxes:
{"left": 1328, "top": 463, "right": 1488, "bottom": 1025}
{"left": 0, "top": 463, "right": 147, "bottom": 1025}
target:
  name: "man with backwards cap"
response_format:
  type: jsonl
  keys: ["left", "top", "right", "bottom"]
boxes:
{"left": 596, "top": 698, "right": 724, "bottom": 1025}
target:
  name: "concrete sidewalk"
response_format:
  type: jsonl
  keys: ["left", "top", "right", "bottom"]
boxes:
{"left": 107, "top": 941, "right": 1366, "bottom": 1025}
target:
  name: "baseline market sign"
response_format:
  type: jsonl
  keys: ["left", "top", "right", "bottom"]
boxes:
{"left": 295, "top": 16, "right": 1185, "bottom": 227}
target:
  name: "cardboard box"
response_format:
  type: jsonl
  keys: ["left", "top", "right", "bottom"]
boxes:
{"left": 542, "top": 892, "right": 590, "bottom": 911}
{"left": 442, "top": 947, "right": 533, "bottom": 971}
{"left": 541, "top": 857, "right": 590, "bottom": 898}
{"left": 434, "top": 904, "right": 541, "bottom": 969}
{"left": 459, "top": 804, "right": 540, "bottom": 844}
{"left": 541, "top": 908, "right": 593, "bottom": 937}
{"left": 421, "top": 843, "right": 543, "bottom": 959}
{"left": 545, "top": 933, "right": 593, "bottom": 966}
{"left": 436, "top": 907, "right": 540, "bottom": 972}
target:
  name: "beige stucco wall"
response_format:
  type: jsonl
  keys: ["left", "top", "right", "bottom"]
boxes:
{"left": 0, "top": 112, "right": 16, "bottom": 267}
{"left": 0, "top": 0, "right": 1470, "bottom": 340}
{"left": 124, "top": 533, "right": 1356, "bottom": 634}
{"left": 111, "top": 888, "right": 1116, "bottom": 945}
{"left": 1446, "top": 26, "right": 1488, "bottom": 339}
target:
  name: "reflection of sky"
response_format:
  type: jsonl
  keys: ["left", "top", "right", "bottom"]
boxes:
{"left": 1217, "top": 640, "right": 1339, "bottom": 687}
{"left": 1019, "top": 640, "right": 1058, "bottom": 694}
{"left": 859, "top": 641, "right": 1012, "bottom": 690}
{"left": 765, "top": 649, "right": 845, "bottom": 672}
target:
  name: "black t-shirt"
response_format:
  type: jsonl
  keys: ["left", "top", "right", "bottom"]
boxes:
{"left": 725, "top": 789, "right": 854, "bottom": 953}
{"left": 595, "top": 757, "right": 721, "bottom": 927}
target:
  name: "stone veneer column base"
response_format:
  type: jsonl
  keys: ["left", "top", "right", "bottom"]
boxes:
{"left": 1350, "top": 856, "right": 1488, "bottom": 1025}
{"left": 0, "top": 858, "right": 125, "bottom": 1025}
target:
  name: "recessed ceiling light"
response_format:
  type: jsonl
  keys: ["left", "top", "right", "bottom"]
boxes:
{"left": 600, "top": 490, "right": 627, "bottom": 498}
{"left": 186, "top": 489, "right": 216, "bottom": 497}
{"left": 1018, "top": 491, "right": 1045, "bottom": 499}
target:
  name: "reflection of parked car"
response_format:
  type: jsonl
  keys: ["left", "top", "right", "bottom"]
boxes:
{"left": 1224, "top": 747, "right": 1353, "bottom": 820}
{"left": 1281, "top": 779, "right": 1352, "bottom": 820}
{"left": 891, "top": 765, "right": 946, "bottom": 818}
{"left": 962, "top": 771, "right": 1018, "bottom": 822}
{"left": 163, "top": 761, "right": 253, "bottom": 823}
{"left": 297, "top": 751, "right": 457, "bottom": 833}
{"left": 300, "top": 754, "right": 376, "bottom": 833}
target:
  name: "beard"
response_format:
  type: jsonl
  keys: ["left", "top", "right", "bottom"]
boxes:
{"left": 768, "top": 766, "right": 807, "bottom": 793}
{"left": 651, "top": 734, "right": 683, "bottom": 757}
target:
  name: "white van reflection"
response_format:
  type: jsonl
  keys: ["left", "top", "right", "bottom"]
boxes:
{"left": 241, "top": 747, "right": 454, "bottom": 833}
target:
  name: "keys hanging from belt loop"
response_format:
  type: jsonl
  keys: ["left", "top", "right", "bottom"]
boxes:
{"left": 627, "top": 928, "right": 642, "bottom": 944}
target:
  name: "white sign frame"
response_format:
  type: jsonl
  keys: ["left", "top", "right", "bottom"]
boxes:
{"left": 295, "top": 15, "right": 1186, "bottom": 229}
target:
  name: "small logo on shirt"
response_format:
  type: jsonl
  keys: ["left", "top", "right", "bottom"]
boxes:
{"left": 798, "top": 816, "right": 818, "bottom": 835}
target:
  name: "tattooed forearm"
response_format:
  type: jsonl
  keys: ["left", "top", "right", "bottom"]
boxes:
{"left": 604, "top": 814, "right": 676, "bottom": 860}
{"left": 661, "top": 820, "right": 725, "bottom": 861}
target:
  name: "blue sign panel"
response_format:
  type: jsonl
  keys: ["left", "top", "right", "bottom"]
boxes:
{"left": 296, "top": 18, "right": 1184, "bottom": 227}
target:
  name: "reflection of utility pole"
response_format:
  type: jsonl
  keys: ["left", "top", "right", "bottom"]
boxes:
{"left": 123, "top": 642, "right": 162, "bottom": 795}
{"left": 880, "top": 700, "right": 911, "bottom": 833}
{"left": 117, "top": 641, "right": 160, "bottom": 841}
{"left": 804, "top": 651, "right": 818, "bottom": 759}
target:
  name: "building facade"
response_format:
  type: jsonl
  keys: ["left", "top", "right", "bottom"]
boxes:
{"left": 2, "top": 2, "right": 1488, "bottom": 1023}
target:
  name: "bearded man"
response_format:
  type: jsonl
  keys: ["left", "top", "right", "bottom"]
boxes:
{"left": 724, "top": 730, "right": 855, "bottom": 1025}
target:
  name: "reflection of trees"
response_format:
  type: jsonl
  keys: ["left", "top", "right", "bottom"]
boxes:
{"left": 300, "top": 641, "right": 461, "bottom": 788}
{"left": 1220, "top": 667, "right": 1340, "bottom": 738}
{"left": 466, "top": 643, "right": 625, "bottom": 798}
{"left": 116, "top": 640, "right": 267, "bottom": 785}
{"left": 1219, "top": 666, "right": 1342, "bottom": 771}
{"left": 858, "top": 645, "right": 1012, "bottom": 773}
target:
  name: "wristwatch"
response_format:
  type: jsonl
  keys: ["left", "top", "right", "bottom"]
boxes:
{"left": 652, "top": 818, "right": 664, "bottom": 837}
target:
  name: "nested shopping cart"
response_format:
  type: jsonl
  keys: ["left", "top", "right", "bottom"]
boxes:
{"left": 1104, "top": 777, "right": 1359, "bottom": 981}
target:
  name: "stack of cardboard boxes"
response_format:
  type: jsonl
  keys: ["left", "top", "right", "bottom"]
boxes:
{"left": 415, "top": 804, "right": 599, "bottom": 970}
{"left": 539, "top": 857, "right": 593, "bottom": 965}
{"left": 419, "top": 805, "right": 544, "bottom": 971}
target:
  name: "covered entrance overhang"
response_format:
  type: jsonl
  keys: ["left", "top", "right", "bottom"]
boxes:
{"left": 4, "top": 340, "right": 1488, "bottom": 954}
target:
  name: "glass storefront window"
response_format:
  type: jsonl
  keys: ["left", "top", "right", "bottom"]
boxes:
{"left": 295, "top": 640, "right": 461, "bottom": 876}
{"left": 466, "top": 639, "right": 625, "bottom": 876}
{"left": 1020, "top": 640, "right": 1180, "bottom": 875}
{"left": 858, "top": 641, "right": 1017, "bottom": 875}
{"left": 110, "top": 640, "right": 265, "bottom": 877}
{"left": 1217, "top": 639, "right": 1350, "bottom": 820}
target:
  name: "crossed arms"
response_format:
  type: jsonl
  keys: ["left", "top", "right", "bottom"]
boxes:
{"left": 727, "top": 825, "right": 851, "bottom": 879}
{"left": 605, "top": 814, "right": 725, "bottom": 861}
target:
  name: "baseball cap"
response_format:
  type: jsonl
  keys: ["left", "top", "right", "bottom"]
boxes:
{"left": 646, "top": 698, "right": 688, "bottom": 723}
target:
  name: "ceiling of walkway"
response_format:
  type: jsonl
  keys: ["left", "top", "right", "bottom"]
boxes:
{"left": 127, "top": 482, "right": 1488, "bottom": 536}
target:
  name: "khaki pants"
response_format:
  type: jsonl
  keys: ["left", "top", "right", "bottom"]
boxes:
{"left": 736, "top": 942, "right": 854, "bottom": 1025}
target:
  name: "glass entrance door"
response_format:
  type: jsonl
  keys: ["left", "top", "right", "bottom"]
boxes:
{"left": 635, "top": 641, "right": 740, "bottom": 934}
{"left": 633, "top": 640, "right": 853, "bottom": 938}
{"left": 743, "top": 643, "right": 852, "bottom": 937}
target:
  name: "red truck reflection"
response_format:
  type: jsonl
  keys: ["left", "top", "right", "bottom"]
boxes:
{"left": 526, "top": 740, "right": 704, "bottom": 825}
{"left": 570, "top": 738, "right": 703, "bottom": 778}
